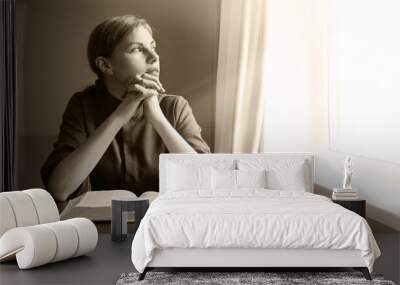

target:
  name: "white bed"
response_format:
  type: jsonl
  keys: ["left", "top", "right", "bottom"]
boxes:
{"left": 131, "top": 153, "right": 380, "bottom": 280}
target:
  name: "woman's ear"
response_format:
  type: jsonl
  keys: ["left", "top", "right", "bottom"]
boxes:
{"left": 95, "top": 57, "right": 113, "bottom": 76}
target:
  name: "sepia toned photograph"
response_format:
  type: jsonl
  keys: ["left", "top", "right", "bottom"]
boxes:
{"left": 1, "top": 0, "right": 399, "bottom": 284}
{"left": 15, "top": 0, "right": 219, "bottom": 208}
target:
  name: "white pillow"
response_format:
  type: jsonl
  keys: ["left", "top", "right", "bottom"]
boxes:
{"left": 238, "top": 159, "right": 309, "bottom": 191}
{"left": 211, "top": 169, "right": 268, "bottom": 190}
{"left": 167, "top": 162, "right": 212, "bottom": 191}
{"left": 236, "top": 169, "right": 268, "bottom": 188}
{"left": 212, "top": 168, "right": 237, "bottom": 190}
{"left": 266, "top": 163, "right": 307, "bottom": 191}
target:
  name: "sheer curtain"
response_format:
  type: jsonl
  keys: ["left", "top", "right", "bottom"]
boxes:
{"left": 0, "top": 0, "right": 17, "bottom": 192}
{"left": 214, "top": 0, "right": 267, "bottom": 153}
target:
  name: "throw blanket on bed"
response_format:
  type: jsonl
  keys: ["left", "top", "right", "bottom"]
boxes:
{"left": 131, "top": 190, "right": 380, "bottom": 273}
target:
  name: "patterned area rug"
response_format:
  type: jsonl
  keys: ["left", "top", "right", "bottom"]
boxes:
{"left": 116, "top": 271, "right": 396, "bottom": 285}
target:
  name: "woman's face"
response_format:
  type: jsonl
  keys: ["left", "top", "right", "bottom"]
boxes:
{"left": 108, "top": 26, "right": 160, "bottom": 85}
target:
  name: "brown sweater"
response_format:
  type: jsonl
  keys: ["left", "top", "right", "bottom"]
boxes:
{"left": 41, "top": 80, "right": 210, "bottom": 204}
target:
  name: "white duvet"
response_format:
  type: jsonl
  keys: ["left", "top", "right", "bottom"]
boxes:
{"left": 131, "top": 190, "right": 380, "bottom": 273}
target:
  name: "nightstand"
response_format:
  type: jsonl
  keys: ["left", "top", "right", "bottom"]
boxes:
{"left": 111, "top": 197, "right": 149, "bottom": 241}
{"left": 332, "top": 199, "right": 366, "bottom": 218}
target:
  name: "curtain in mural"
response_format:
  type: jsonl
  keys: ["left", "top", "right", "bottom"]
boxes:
{"left": 0, "top": 0, "right": 16, "bottom": 192}
{"left": 215, "top": 0, "right": 266, "bottom": 153}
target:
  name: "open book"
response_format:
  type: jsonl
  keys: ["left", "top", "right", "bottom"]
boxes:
{"left": 60, "top": 190, "right": 159, "bottom": 221}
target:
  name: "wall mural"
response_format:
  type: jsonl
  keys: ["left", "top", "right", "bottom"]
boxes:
{"left": 16, "top": 0, "right": 219, "bottom": 214}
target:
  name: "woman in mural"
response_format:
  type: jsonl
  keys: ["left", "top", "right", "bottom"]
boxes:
{"left": 41, "top": 15, "right": 210, "bottom": 208}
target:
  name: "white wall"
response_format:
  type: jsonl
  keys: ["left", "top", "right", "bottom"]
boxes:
{"left": 326, "top": 0, "right": 400, "bottom": 165}
{"left": 262, "top": 0, "right": 400, "bottom": 231}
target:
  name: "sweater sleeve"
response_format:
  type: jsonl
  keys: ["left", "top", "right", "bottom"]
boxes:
{"left": 174, "top": 96, "right": 211, "bottom": 153}
{"left": 41, "top": 93, "right": 91, "bottom": 204}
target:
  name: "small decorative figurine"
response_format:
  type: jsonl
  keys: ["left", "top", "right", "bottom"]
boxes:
{"left": 342, "top": 156, "right": 354, "bottom": 190}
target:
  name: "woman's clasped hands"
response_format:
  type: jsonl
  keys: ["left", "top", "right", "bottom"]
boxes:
{"left": 116, "top": 72, "right": 166, "bottom": 124}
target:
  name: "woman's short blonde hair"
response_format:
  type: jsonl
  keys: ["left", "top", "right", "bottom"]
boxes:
{"left": 87, "top": 15, "right": 152, "bottom": 78}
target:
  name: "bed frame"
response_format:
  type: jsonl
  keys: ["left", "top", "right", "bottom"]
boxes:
{"left": 139, "top": 248, "right": 371, "bottom": 280}
{"left": 138, "top": 153, "right": 372, "bottom": 281}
